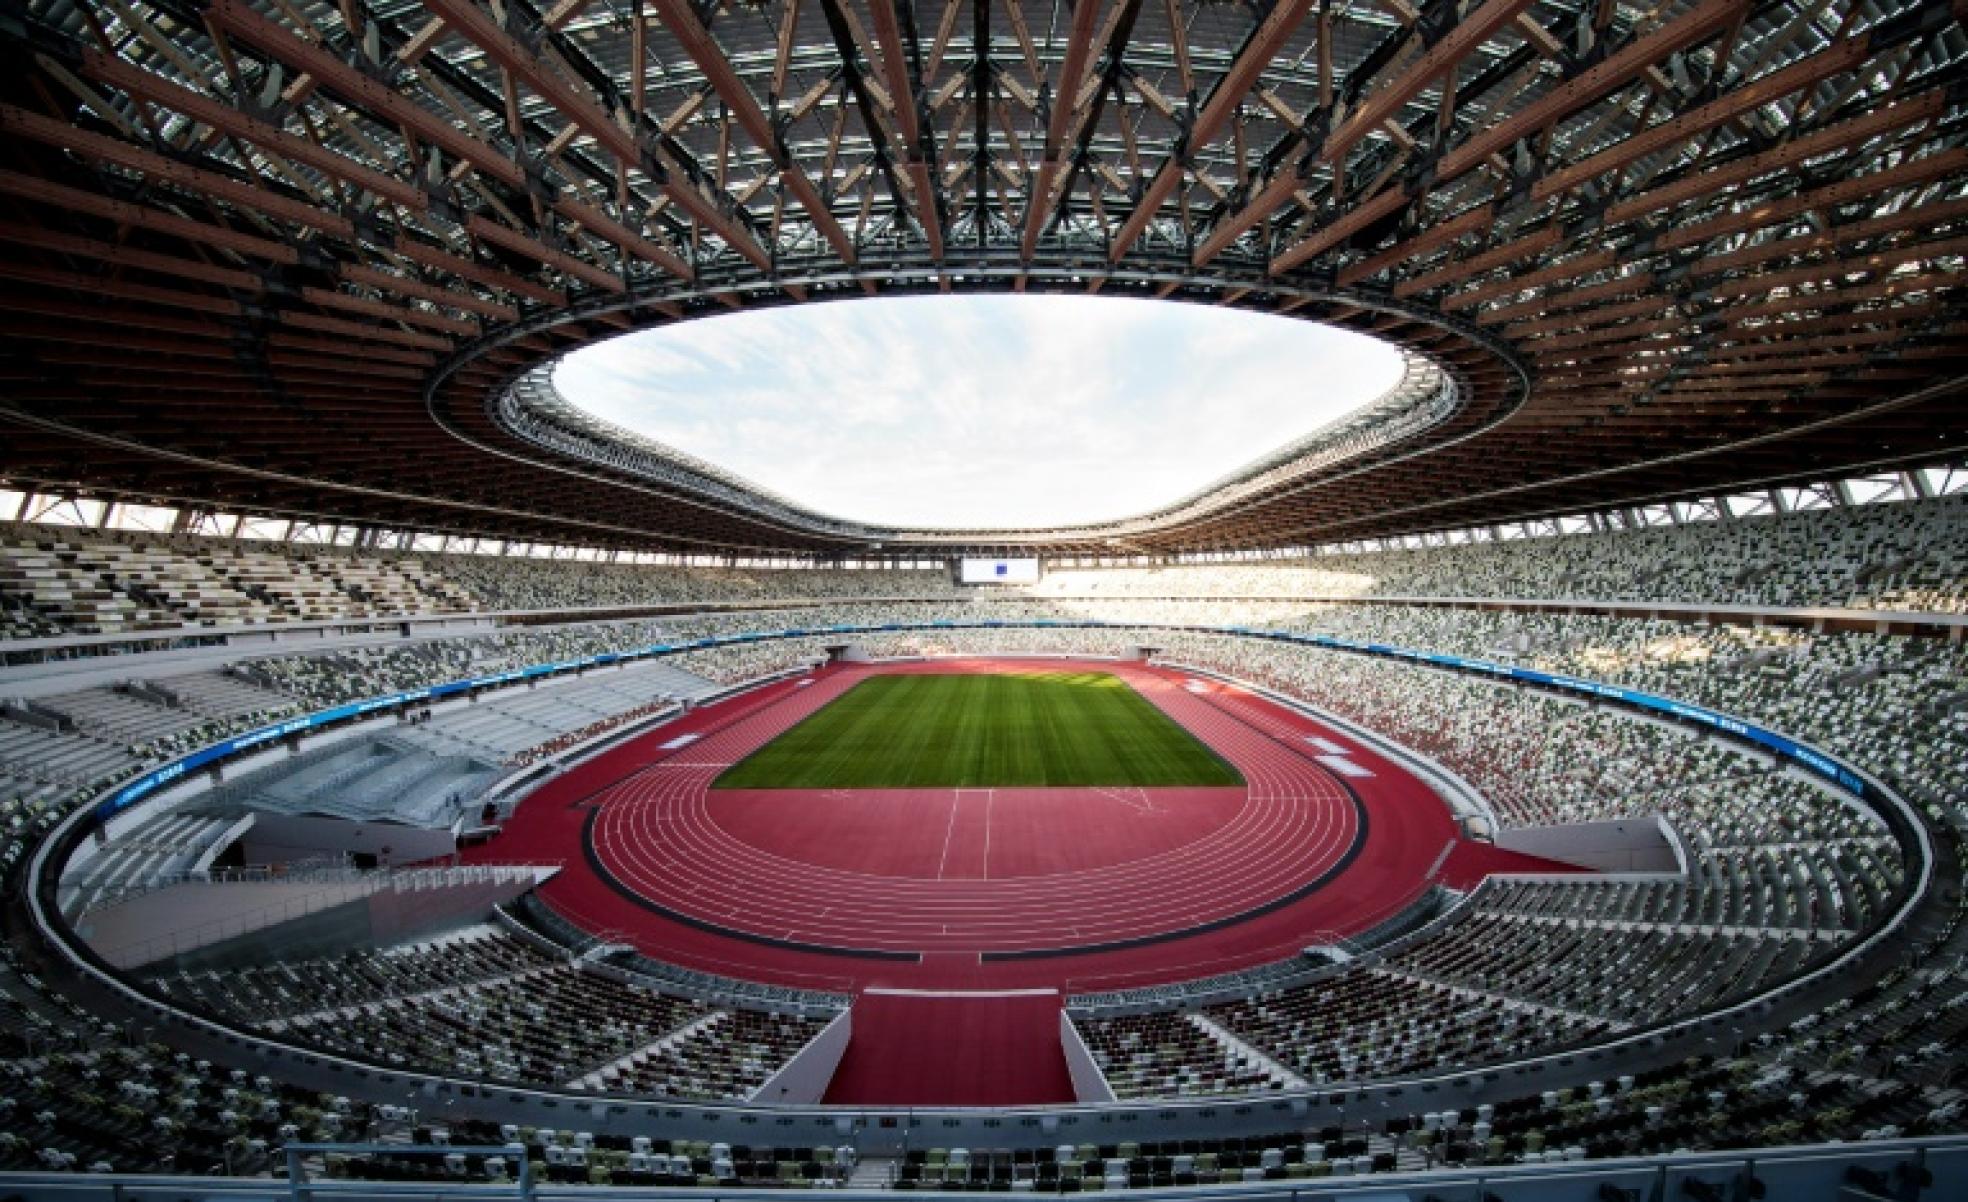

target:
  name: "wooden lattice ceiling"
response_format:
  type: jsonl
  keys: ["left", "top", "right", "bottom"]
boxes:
{"left": 1, "top": 0, "right": 1964, "bottom": 555}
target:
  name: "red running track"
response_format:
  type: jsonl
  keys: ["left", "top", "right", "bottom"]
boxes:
{"left": 822, "top": 990, "right": 1074, "bottom": 1106}
{"left": 464, "top": 658, "right": 1580, "bottom": 1103}
{"left": 588, "top": 663, "right": 1361, "bottom": 956}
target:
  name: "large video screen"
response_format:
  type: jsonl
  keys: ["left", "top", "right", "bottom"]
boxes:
{"left": 959, "top": 557, "right": 1041, "bottom": 585}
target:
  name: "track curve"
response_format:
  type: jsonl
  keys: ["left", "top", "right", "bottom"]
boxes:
{"left": 586, "top": 661, "right": 1362, "bottom": 956}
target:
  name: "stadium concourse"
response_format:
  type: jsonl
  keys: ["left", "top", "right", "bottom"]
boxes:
{"left": 466, "top": 658, "right": 1572, "bottom": 1104}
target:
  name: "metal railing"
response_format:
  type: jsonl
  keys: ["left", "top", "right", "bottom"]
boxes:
{"left": 0, "top": 1135, "right": 1961, "bottom": 1202}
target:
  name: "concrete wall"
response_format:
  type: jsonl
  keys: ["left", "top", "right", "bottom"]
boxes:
{"left": 240, "top": 812, "right": 457, "bottom": 869}
{"left": 1496, "top": 815, "right": 1682, "bottom": 873}
{"left": 76, "top": 879, "right": 385, "bottom": 970}
{"left": 78, "top": 872, "right": 544, "bottom": 972}
{"left": 1060, "top": 1012, "right": 1117, "bottom": 1105}
{"left": 748, "top": 1010, "right": 852, "bottom": 1105}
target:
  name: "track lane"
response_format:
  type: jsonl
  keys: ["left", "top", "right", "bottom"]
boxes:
{"left": 587, "top": 661, "right": 1360, "bottom": 953}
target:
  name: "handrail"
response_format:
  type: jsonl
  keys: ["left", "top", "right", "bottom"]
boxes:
{"left": 0, "top": 1134, "right": 1962, "bottom": 1199}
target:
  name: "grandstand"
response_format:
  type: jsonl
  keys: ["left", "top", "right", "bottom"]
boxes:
{"left": 2, "top": 0, "right": 1968, "bottom": 1193}
{"left": 1, "top": 501, "right": 1964, "bottom": 1186}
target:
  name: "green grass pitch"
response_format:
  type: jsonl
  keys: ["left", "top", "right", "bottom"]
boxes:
{"left": 713, "top": 672, "right": 1243, "bottom": 789}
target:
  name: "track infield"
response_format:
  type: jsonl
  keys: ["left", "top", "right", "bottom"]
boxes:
{"left": 713, "top": 670, "right": 1243, "bottom": 789}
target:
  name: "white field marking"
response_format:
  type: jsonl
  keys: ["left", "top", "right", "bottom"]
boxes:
{"left": 982, "top": 790, "right": 994, "bottom": 880}
{"left": 1090, "top": 786, "right": 1163, "bottom": 815}
{"left": 934, "top": 792, "right": 962, "bottom": 880}
{"left": 659, "top": 734, "right": 702, "bottom": 749}
{"left": 1315, "top": 754, "right": 1375, "bottom": 778}
{"left": 1304, "top": 736, "right": 1349, "bottom": 755}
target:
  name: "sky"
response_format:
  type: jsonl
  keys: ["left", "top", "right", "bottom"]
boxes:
{"left": 553, "top": 294, "right": 1407, "bottom": 528}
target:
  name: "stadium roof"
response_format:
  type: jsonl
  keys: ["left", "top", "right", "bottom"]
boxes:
{"left": 1, "top": 0, "right": 1964, "bottom": 556}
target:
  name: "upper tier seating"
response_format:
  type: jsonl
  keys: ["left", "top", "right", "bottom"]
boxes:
{"left": 427, "top": 554, "right": 964, "bottom": 610}
{"left": 0, "top": 531, "right": 476, "bottom": 632}
{"left": 1029, "top": 493, "right": 1968, "bottom": 612}
{"left": 4, "top": 495, "right": 1965, "bottom": 643}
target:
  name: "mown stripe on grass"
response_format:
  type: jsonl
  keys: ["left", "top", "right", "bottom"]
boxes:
{"left": 713, "top": 672, "right": 1242, "bottom": 789}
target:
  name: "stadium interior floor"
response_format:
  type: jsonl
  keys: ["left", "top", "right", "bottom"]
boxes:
{"left": 463, "top": 659, "right": 1581, "bottom": 1103}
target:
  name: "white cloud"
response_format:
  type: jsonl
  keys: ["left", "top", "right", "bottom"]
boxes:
{"left": 553, "top": 295, "right": 1405, "bottom": 528}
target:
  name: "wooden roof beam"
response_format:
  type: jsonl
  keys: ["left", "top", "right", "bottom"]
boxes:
{"left": 0, "top": 103, "right": 352, "bottom": 238}
{"left": 1439, "top": 0, "right": 1751, "bottom": 181}
{"left": 79, "top": 50, "right": 427, "bottom": 213}
{"left": 1263, "top": 0, "right": 1752, "bottom": 277}
{"left": 418, "top": 0, "right": 767, "bottom": 271}
{"left": 1196, "top": 0, "right": 1536, "bottom": 269}
{"left": 0, "top": 169, "right": 297, "bottom": 264}
{"left": 645, "top": 0, "right": 857, "bottom": 265}
{"left": 1110, "top": 0, "right": 1316, "bottom": 262}
{"left": 1020, "top": 0, "right": 1105, "bottom": 258}
{"left": 206, "top": 0, "right": 525, "bottom": 190}
{"left": 1327, "top": 0, "right": 1538, "bottom": 164}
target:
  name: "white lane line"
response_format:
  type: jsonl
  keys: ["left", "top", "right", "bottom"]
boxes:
{"left": 981, "top": 790, "right": 994, "bottom": 880}
{"left": 1316, "top": 754, "right": 1375, "bottom": 778}
{"left": 935, "top": 791, "right": 962, "bottom": 880}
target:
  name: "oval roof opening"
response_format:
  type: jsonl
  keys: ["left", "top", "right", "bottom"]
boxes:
{"left": 554, "top": 294, "right": 1407, "bottom": 529}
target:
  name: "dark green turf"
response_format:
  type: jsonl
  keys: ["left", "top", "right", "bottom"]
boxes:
{"left": 713, "top": 672, "right": 1243, "bottom": 789}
